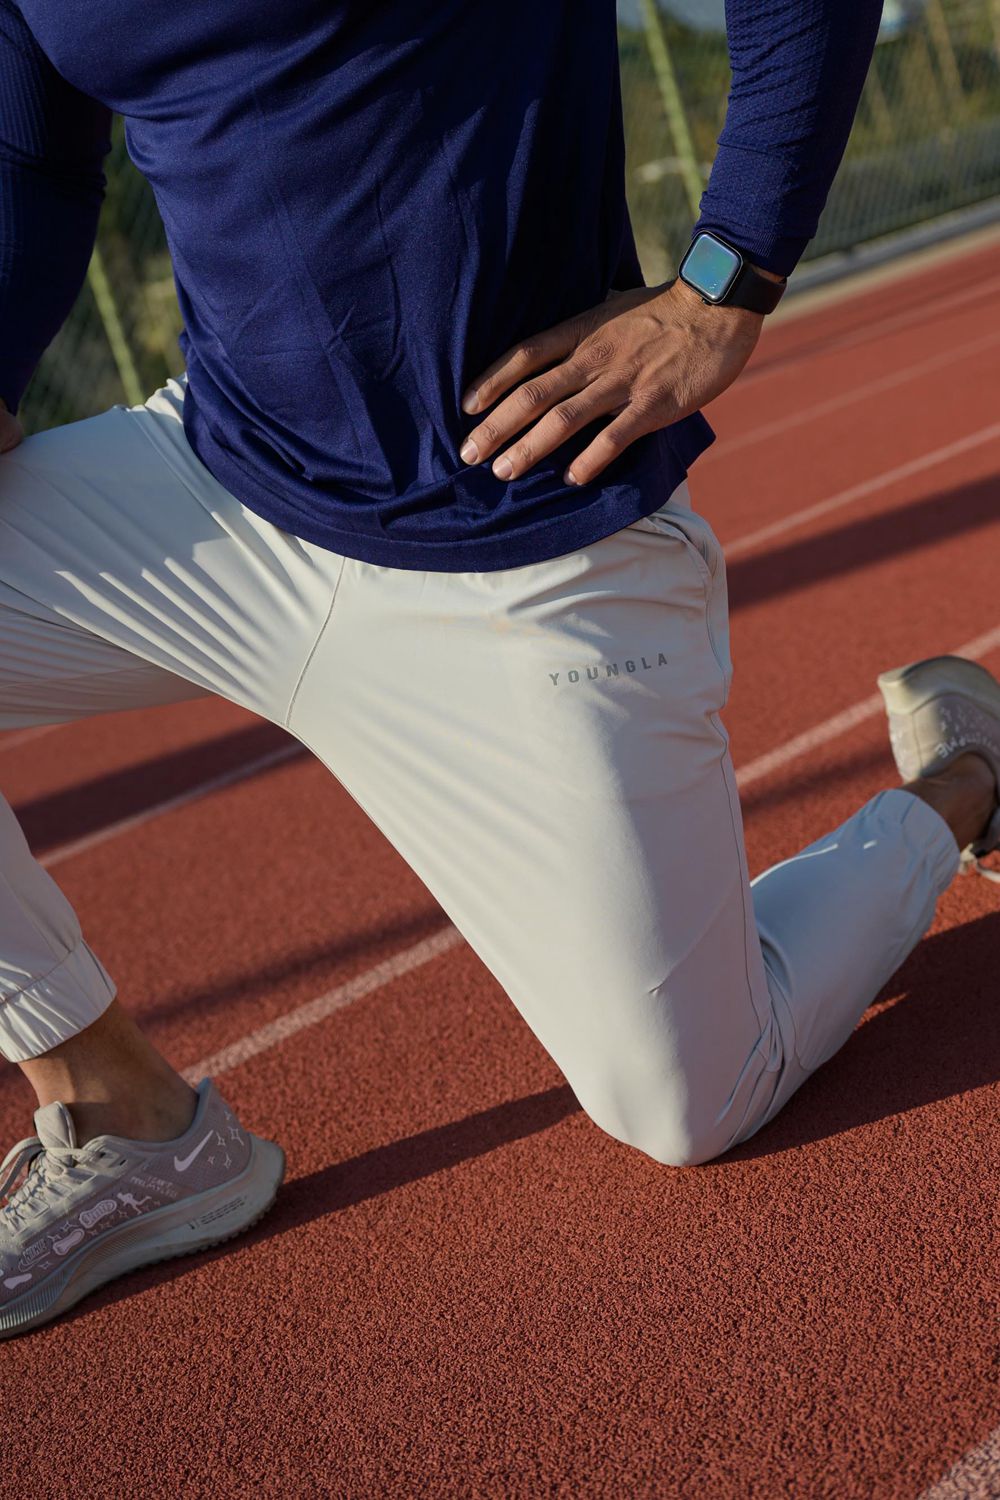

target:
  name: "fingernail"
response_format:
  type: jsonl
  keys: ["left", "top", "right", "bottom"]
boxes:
{"left": 565, "top": 469, "right": 579, "bottom": 485}
{"left": 462, "top": 392, "right": 481, "bottom": 415}
{"left": 493, "top": 456, "right": 514, "bottom": 481}
{"left": 460, "top": 440, "right": 479, "bottom": 464}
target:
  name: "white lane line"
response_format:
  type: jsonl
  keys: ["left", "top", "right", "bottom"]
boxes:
{"left": 741, "top": 269, "right": 1000, "bottom": 393}
{"left": 735, "top": 621, "right": 1000, "bottom": 790}
{"left": 181, "top": 926, "right": 464, "bottom": 1084}
{"left": 734, "top": 695, "right": 882, "bottom": 790}
{"left": 39, "top": 741, "right": 304, "bottom": 870}
{"left": 0, "top": 725, "right": 59, "bottom": 754}
{"left": 918, "top": 1427, "right": 1000, "bottom": 1499}
{"left": 181, "top": 623, "right": 1000, "bottom": 1083}
{"left": 813, "top": 269, "right": 1000, "bottom": 357}
{"left": 703, "top": 328, "right": 1000, "bottom": 462}
{"left": 724, "top": 422, "right": 1000, "bottom": 561}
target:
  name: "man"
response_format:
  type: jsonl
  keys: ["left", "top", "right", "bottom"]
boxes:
{"left": 0, "top": 0, "right": 998, "bottom": 1339}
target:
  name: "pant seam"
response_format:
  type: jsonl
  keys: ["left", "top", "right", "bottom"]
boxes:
{"left": 643, "top": 508, "right": 731, "bottom": 695}
{"left": 284, "top": 554, "right": 348, "bottom": 729}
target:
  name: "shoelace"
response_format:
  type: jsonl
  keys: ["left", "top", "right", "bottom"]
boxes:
{"left": 0, "top": 1137, "right": 42, "bottom": 1205}
{"left": 959, "top": 849, "right": 1000, "bottom": 884}
{"left": 960, "top": 803, "right": 1000, "bottom": 884}
{"left": 0, "top": 1143, "right": 91, "bottom": 1230}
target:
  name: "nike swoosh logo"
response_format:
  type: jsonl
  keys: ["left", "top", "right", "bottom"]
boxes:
{"left": 174, "top": 1130, "right": 214, "bottom": 1174}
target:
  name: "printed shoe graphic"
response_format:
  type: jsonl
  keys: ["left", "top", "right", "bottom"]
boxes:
{"left": 878, "top": 653, "right": 1000, "bottom": 883}
{"left": 0, "top": 1078, "right": 284, "bottom": 1339}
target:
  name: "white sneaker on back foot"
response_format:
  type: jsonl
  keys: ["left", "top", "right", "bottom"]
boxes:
{"left": 0, "top": 1077, "right": 285, "bottom": 1339}
{"left": 877, "top": 654, "right": 1000, "bottom": 884}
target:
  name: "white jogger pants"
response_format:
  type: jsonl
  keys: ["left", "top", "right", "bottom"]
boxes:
{"left": 0, "top": 378, "right": 959, "bottom": 1165}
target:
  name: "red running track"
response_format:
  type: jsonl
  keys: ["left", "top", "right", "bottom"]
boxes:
{"left": 1, "top": 237, "right": 998, "bottom": 1499}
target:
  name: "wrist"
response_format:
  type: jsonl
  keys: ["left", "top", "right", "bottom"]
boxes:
{"left": 669, "top": 275, "right": 764, "bottom": 329}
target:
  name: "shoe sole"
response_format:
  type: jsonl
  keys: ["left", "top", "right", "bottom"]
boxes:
{"left": 0, "top": 1133, "right": 285, "bottom": 1340}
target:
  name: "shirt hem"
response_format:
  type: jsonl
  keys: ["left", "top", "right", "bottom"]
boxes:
{"left": 184, "top": 402, "right": 714, "bottom": 574}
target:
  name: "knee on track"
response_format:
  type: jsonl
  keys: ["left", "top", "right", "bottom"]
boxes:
{"left": 580, "top": 1090, "right": 725, "bottom": 1171}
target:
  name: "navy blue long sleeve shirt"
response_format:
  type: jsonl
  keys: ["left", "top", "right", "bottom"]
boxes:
{"left": 0, "top": 1, "right": 882, "bottom": 571}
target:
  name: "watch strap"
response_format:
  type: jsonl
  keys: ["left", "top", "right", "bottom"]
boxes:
{"left": 727, "top": 261, "right": 786, "bottom": 314}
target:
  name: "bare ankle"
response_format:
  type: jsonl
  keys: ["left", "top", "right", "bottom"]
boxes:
{"left": 18, "top": 999, "right": 198, "bottom": 1145}
{"left": 905, "top": 751, "right": 998, "bottom": 851}
{"left": 62, "top": 1087, "right": 198, "bottom": 1146}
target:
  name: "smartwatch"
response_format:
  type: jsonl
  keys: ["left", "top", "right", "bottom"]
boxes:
{"left": 679, "top": 232, "right": 786, "bottom": 315}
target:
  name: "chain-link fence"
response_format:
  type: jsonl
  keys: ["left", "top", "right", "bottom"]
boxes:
{"left": 18, "top": 0, "right": 1000, "bottom": 434}
{"left": 621, "top": 0, "right": 1000, "bottom": 284}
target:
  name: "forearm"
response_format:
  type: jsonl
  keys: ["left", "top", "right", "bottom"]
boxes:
{"left": 694, "top": 0, "right": 884, "bottom": 278}
{"left": 0, "top": 0, "right": 112, "bottom": 412}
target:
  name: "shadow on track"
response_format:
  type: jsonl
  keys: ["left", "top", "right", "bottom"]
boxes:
{"left": 740, "top": 739, "right": 890, "bottom": 817}
{"left": 148, "top": 908, "right": 451, "bottom": 1035}
{"left": 16, "top": 909, "right": 998, "bottom": 1335}
{"left": 727, "top": 471, "right": 1000, "bottom": 613}
{"left": 13, "top": 719, "right": 298, "bottom": 855}
{"left": 47, "top": 1084, "right": 579, "bottom": 1333}
{"left": 730, "top": 907, "right": 1000, "bottom": 1160}
{"left": 265, "top": 1084, "right": 579, "bottom": 1228}
{"left": 256, "top": 907, "right": 999, "bottom": 1190}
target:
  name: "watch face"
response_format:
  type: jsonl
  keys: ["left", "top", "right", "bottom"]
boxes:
{"left": 681, "top": 234, "right": 742, "bottom": 302}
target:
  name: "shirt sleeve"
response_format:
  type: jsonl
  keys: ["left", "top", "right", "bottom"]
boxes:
{"left": 0, "top": 0, "right": 112, "bottom": 412}
{"left": 692, "top": 0, "right": 883, "bottom": 279}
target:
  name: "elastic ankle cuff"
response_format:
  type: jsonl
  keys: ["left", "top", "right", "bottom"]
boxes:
{"left": 881, "top": 787, "right": 963, "bottom": 893}
{"left": 0, "top": 942, "right": 117, "bottom": 1063}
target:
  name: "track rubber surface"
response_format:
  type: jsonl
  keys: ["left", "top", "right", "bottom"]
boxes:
{"left": 0, "top": 242, "right": 998, "bottom": 1498}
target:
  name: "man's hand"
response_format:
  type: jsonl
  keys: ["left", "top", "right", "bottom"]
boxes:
{"left": 0, "top": 399, "right": 24, "bottom": 455}
{"left": 460, "top": 280, "right": 764, "bottom": 486}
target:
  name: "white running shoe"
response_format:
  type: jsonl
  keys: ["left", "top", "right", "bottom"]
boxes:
{"left": 0, "top": 1077, "right": 285, "bottom": 1339}
{"left": 877, "top": 654, "right": 1000, "bottom": 883}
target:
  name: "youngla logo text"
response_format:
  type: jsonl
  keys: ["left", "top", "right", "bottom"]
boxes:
{"left": 549, "top": 652, "right": 669, "bottom": 686}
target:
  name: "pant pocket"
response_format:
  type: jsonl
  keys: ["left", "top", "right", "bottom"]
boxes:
{"left": 629, "top": 494, "right": 732, "bottom": 701}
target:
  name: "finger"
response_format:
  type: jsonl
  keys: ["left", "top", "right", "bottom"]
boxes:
{"left": 460, "top": 360, "right": 589, "bottom": 467}
{"left": 461, "top": 317, "right": 583, "bottom": 415}
{"left": 564, "top": 406, "right": 657, "bottom": 486}
{"left": 485, "top": 383, "right": 625, "bottom": 482}
{"left": 0, "top": 414, "right": 23, "bottom": 455}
